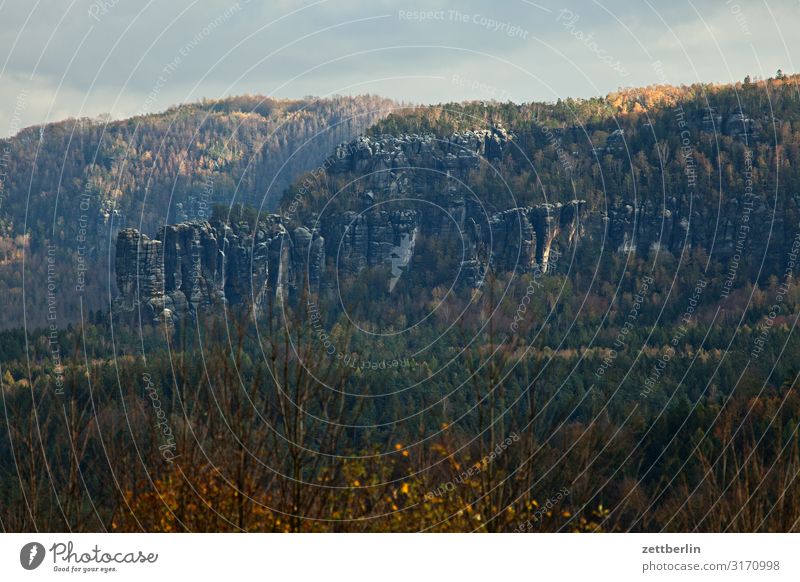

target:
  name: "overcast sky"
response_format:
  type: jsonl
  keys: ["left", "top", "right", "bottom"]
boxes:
{"left": 1, "top": 0, "right": 798, "bottom": 136}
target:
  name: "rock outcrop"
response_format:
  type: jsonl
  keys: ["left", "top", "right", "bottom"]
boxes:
{"left": 114, "top": 200, "right": 588, "bottom": 323}
{"left": 115, "top": 128, "right": 800, "bottom": 323}
{"left": 114, "top": 217, "right": 323, "bottom": 324}
{"left": 327, "top": 128, "right": 510, "bottom": 177}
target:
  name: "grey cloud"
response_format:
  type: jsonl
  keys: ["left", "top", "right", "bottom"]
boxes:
{"left": 1, "top": 0, "right": 798, "bottom": 136}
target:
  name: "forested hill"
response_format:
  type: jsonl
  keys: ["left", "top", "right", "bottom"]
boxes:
{"left": 361, "top": 72, "right": 799, "bottom": 213}
{"left": 4, "top": 73, "right": 800, "bottom": 331}
{"left": 280, "top": 73, "right": 800, "bottom": 297}
{"left": 0, "top": 94, "right": 395, "bottom": 328}
{"left": 364, "top": 72, "right": 797, "bottom": 137}
{"left": 6, "top": 75, "right": 800, "bottom": 533}
{"left": 286, "top": 74, "right": 800, "bottom": 231}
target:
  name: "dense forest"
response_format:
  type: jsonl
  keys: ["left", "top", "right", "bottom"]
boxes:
{"left": 0, "top": 94, "right": 395, "bottom": 328}
{"left": 1, "top": 263, "right": 799, "bottom": 532}
{"left": 294, "top": 72, "right": 800, "bottom": 220}
{"left": 3, "top": 73, "right": 800, "bottom": 532}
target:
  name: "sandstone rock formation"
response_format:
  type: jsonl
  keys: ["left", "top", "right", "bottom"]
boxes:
{"left": 115, "top": 128, "right": 800, "bottom": 323}
{"left": 114, "top": 217, "right": 323, "bottom": 324}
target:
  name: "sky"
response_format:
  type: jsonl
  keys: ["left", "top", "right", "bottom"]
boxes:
{"left": 1, "top": 0, "right": 798, "bottom": 136}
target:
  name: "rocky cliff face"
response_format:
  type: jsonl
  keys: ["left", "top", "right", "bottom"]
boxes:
{"left": 114, "top": 216, "right": 324, "bottom": 324}
{"left": 114, "top": 201, "right": 586, "bottom": 323}
{"left": 115, "top": 127, "right": 800, "bottom": 323}
{"left": 590, "top": 194, "right": 796, "bottom": 271}
{"left": 316, "top": 128, "right": 586, "bottom": 284}
{"left": 327, "top": 129, "right": 509, "bottom": 177}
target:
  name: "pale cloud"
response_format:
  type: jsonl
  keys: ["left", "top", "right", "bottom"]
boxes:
{"left": 1, "top": 0, "right": 798, "bottom": 136}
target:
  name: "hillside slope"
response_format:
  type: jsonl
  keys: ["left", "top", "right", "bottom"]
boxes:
{"left": 0, "top": 94, "right": 395, "bottom": 328}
